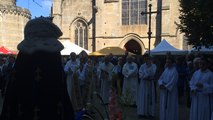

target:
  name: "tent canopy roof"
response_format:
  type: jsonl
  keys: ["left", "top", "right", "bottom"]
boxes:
{"left": 190, "top": 46, "right": 213, "bottom": 54}
{"left": 0, "top": 46, "right": 16, "bottom": 54}
{"left": 147, "top": 39, "right": 187, "bottom": 55}
{"left": 89, "top": 47, "right": 135, "bottom": 56}
{"left": 60, "top": 41, "right": 91, "bottom": 55}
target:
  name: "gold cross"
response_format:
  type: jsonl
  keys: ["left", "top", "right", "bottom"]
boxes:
{"left": 35, "top": 68, "right": 42, "bottom": 81}
{"left": 34, "top": 106, "right": 40, "bottom": 120}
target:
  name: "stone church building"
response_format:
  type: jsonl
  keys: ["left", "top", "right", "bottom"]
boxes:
{"left": 0, "top": 0, "right": 30, "bottom": 51}
{"left": 0, "top": 0, "right": 186, "bottom": 54}
{"left": 52, "top": 0, "right": 187, "bottom": 54}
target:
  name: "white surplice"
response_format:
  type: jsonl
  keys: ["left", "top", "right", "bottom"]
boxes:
{"left": 99, "top": 62, "right": 114, "bottom": 104}
{"left": 189, "top": 69, "right": 213, "bottom": 120}
{"left": 209, "top": 78, "right": 213, "bottom": 120}
{"left": 122, "top": 62, "right": 138, "bottom": 105}
{"left": 158, "top": 66, "right": 178, "bottom": 120}
{"left": 64, "top": 60, "right": 79, "bottom": 101}
{"left": 212, "top": 112, "right": 213, "bottom": 120}
{"left": 137, "top": 63, "right": 157, "bottom": 116}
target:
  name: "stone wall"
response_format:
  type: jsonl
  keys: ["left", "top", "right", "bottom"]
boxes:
{"left": 0, "top": 4, "right": 30, "bottom": 51}
{"left": 0, "top": 0, "right": 16, "bottom": 6}
{"left": 52, "top": 0, "right": 185, "bottom": 54}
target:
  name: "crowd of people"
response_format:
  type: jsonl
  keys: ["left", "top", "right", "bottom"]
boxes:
{"left": 0, "top": 51, "right": 213, "bottom": 120}
{"left": 0, "top": 55, "right": 15, "bottom": 97}
{"left": 62, "top": 51, "right": 213, "bottom": 120}
{"left": 0, "top": 16, "right": 212, "bottom": 120}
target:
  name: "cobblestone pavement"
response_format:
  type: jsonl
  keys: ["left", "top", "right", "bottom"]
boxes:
{"left": 0, "top": 92, "right": 189, "bottom": 120}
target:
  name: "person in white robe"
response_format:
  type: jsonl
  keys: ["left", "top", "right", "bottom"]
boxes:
{"left": 212, "top": 113, "right": 213, "bottom": 120}
{"left": 211, "top": 86, "right": 213, "bottom": 120}
{"left": 76, "top": 63, "right": 87, "bottom": 96}
{"left": 122, "top": 56, "right": 138, "bottom": 105}
{"left": 112, "top": 57, "right": 124, "bottom": 96}
{"left": 137, "top": 54, "right": 157, "bottom": 118}
{"left": 78, "top": 51, "right": 93, "bottom": 104}
{"left": 99, "top": 56, "right": 114, "bottom": 104}
{"left": 210, "top": 73, "right": 213, "bottom": 120}
{"left": 158, "top": 57, "right": 178, "bottom": 120}
{"left": 189, "top": 57, "right": 213, "bottom": 120}
{"left": 64, "top": 52, "right": 79, "bottom": 101}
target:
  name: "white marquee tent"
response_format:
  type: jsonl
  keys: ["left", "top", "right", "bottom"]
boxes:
{"left": 190, "top": 46, "right": 213, "bottom": 54}
{"left": 60, "top": 40, "right": 91, "bottom": 55}
{"left": 147, "top": 39, "right": 188, "bottom": 55}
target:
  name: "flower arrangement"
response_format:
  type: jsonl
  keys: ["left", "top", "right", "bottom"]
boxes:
{"left": 108, "top": 87, "right": 122, "bottom": 120}
{"left": 110, "top": 73, "right": 134, "bottom": 120}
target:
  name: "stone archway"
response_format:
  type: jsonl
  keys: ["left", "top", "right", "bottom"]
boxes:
{"left": 124, "top": 39, "right": 142, "bottom": 55}
{"left": 119, "top": 34, "right": 145, "bottom": 55}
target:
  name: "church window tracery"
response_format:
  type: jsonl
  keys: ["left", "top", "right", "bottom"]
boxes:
{"left": 122, "top": 0, "right": 147, "bottom": 25}
{"left": 74, "top": 20, "right": 88, "bottom": 50}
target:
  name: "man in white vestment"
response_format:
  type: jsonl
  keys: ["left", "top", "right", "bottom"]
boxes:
{"left": 99, "top": 56, "right": 114, "bottom": 104}
{"left": 158, "top": 57, "right": 178, "bottom": 120}
{"left": 189, "top": 57, "right": 213, "bottom": 120}
{"left": 137, "top": 54, "right": 157, "bottom": 118}
{"left": 122, "top": 56, "right": 138, "bottom": 105}
{"left": 76, "top": 63, "right": 87, "bottom": 97}
{"left": 212, "top": 113, "right": 213, "bottom": 120}
{"left": 64, "top": 52, "right": 79, "bottom": 101}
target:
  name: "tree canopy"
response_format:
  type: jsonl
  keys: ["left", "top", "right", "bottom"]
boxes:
{"left": 179, "top": 0, "right": 213, "bottom": 49}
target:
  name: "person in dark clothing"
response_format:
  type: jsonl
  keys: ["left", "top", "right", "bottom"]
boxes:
{"left": 175, "top": 57, "right": 187, "bottom": 100}
{"left": 0, "top": 17, "right": 74, "bottom": 120}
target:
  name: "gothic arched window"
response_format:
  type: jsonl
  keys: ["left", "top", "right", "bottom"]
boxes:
{"left": 74, "top": 20, "right": 88, "bottom": 50}
{"left": 122, "top": 0, "right": 147, "bottom": 25}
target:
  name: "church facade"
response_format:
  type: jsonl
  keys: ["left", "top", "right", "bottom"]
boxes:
{"left": 0, "top": 0, "right": 30, "bottom": 51}
{"left": 52, "top": 0, "right": 187, "bottom": 54}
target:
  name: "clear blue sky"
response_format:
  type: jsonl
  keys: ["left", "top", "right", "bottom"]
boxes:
{"left": 16, "top": 0, "right": 52, "bottom": 18}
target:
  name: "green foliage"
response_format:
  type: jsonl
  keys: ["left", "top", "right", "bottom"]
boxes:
{"left": 179, "top": 0, "right": 213, "bottom": 49}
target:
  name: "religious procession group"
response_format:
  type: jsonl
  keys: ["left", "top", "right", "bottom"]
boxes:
{"left": 0, "top": 56, "right": 16, "bottom": 97}
{"left": 63, "top": 50, "right": 213, "bottom": 120}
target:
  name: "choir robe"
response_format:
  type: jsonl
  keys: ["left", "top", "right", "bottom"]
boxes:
{"left": 210, "top": 83, "right": 213, "bottom": 120}
{"left": 189, "top": 69, "right": 213, "bottom": 120}
{"left": 212, "top": 112, "right": 213, "bottom": 120}
{"left": 76, "top": 68, "right": 86, "bottom": 94}
{"left": 112, "top": 64, "right": 123, "bottom": 96}
{"left": 64, "top": 60, "right": 83, "bottom": 111}
{"left": 158, "top": 66, "right": 178, "bottom": 120}
{"left": 64, "top": 60, "right": 79, "bottom": 101}
{"left": 99, "top": 62, "right": 114, "bottom": 104}
{"left": 122, "top": 62, "right": 138, "bottom": 105}
{"left": 137, "top": 63, "right": 157, "bottom": 116}
{"left": 78, "top": 62, "right": 92, "bottom": 105}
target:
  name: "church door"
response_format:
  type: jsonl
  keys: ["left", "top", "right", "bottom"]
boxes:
{"left": 124, "top": 40, "right": 142, "bottom": 55}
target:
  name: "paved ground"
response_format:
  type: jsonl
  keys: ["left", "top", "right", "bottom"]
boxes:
{"left": 0, "top": 91, "right": 190, "bottom": 120}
